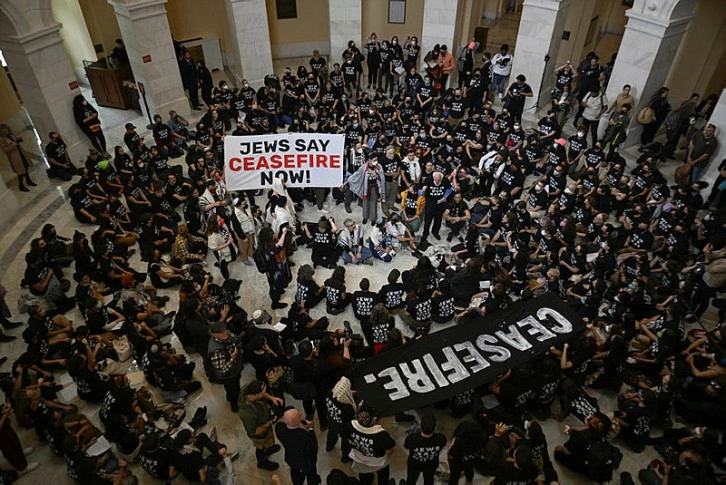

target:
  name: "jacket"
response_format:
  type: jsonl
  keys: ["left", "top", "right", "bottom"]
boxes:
{"left": 704, "top": 247, "right": 726, "bottom": 289}
{"left": 347, "top": 163, "right": 384, "bottom": 200}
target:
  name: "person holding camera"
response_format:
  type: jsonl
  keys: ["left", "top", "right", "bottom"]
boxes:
{"left": 207, "top": 320, "right": 244, "bottom": 413}
{"left": 275, "top": 407, "right": 320, "bottom": 485}
{"left": 238, "top": 380, "right": 284, "bottom": 471}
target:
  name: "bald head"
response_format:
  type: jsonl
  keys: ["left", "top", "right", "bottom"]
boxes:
{"left": 282, "top": 408, "right": 302, "bottom": 428}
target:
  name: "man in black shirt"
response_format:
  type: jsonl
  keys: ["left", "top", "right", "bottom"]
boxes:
{"left": 123, "top": 123, "right": 142, "bottom": 153}
{"left": 420, "top": 171, "right": 453, "bottom": 243}
{"left": 505, "top": 74, "right": 533, "bottom": 123}
{"left": 275, "top": 407, "right": 320, "bottom": 485}
{"left": 403, "top": 414, "right": 447, "bottom": 485}
{"left": 45, "top": 131, "right": 77, "bottom": 181}
{"left": 342, "top": 55, "right": 361, "bottom": 99}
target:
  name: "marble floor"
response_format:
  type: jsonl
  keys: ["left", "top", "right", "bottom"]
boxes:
{"left": 0, "top": 81, "right": 709, "bottom": 485}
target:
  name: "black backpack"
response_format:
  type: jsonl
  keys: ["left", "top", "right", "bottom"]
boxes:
{"left": 253, "top": 247, "right": 269, "bottom": 274}
{"left": 585, "top": 439, "right": 622, "bottom": 482}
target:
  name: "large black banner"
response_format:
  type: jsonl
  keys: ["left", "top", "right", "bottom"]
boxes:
{"left": 354, "top": 293, "right": 583, "bottom": 416}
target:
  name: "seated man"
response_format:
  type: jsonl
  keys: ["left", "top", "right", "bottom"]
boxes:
{"left": 386, "top": 213, "right": 418, "bottom": 252}
{"left": 443, "top": 191, "right": 471, "bottom": 242}
{"left": 338, "top": 218, "right": 374, "bottom": 265}
{"left": 368, "top": 217, "right": 396, "bottom": 262}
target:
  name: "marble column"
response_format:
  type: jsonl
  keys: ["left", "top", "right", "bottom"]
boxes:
{"left": 605, "top": 1, "right": 695, "bottom": 147}
{"left": 421, "top": 0, "right": 461, "bottom": 71}
{"left": 329, "top": 0, "right": 362, "bottom": 63}
{"left": 0, "top": 21, "right": 87, "bottom": 162}
{"left": 699, "top": 87, "right": 725, "bottom": 186}
{"left": 108, "top": 0, "right": 190, "bottom": 120}
{"left": 508, "top": 0, "right": 570, "bottom": 114}
{"left": 226, "top": 0, "right": 273, "bottom": 86}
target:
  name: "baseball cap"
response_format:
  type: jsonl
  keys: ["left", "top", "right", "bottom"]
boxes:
{"left": 209, "top": 321, "right": 226, "bottom": 333}
{"left": 124, "top": 123, "right": 136, "bottom": 130}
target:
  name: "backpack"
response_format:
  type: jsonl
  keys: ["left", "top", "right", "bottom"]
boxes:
{"left": 674, "top": 163, "right": 692, "bottom": 187}
{"left": 637, "top": 106, "right": 655, "bottom": 124}
{"left": 253, "top": 247, "right": 270, "bottom": 274}
{"left": 585, "top": 439, "right": 620, "bottom": 482}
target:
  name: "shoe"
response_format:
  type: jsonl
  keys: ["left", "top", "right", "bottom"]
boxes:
{"left": 345, "top": 206, "right": 352, "bottom": 213}
{"left": 362, "top": 218, "right": 367, "bottom": 224}
{"left": 266, "top": 444, "right": 281, "bottom": 455}
{"left": 343, "top": 320, "right": 353, "bottom": 336}
{"left": 432, "top": 233, "right": 441, "bottom": 241}
{"left": 271, "top": 302, "right": 288, "bottom": 310}
{"left": 19, "top": 462, "right": 39, "bottom": 475}
{"left": 27, "top": 179, "right": 37, "bottom": 187}
{"left": 447, "top": 233, "right": 454, "bottom": 242}
{"left": 363, "top": 258, "right": 373, "bottom": 265}
{"left": 19, "top": 186, "right": 29, "bottom": 192}
{"left": 257, "top": 460, "right": 279, "bottom": 471}
{"left": 367, "top": 84, "right": 371, "bottom": 89}
{"left": 341, "top": 455, "right": 353, "bottom": 463}
{"left": 22, "top": 446, "right": 34, "bottom": 456}
{"left": 243, "top": 259, "right": 253, "bottom": 266}
{"left": 325, "top": 444, "right": 335, "bottom": 452}
{"left": 498, "top": 92, "right": 502, "bottom": 99}
{"left": 0, "top": 333, "right": 15, "bottom": 342}
{"left": 46, "top": 169, "right": 55, "bottom": 179}
{"left": 288, "top": 261, "right": 296, "bottom": 267}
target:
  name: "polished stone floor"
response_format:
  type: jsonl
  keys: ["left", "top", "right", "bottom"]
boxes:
{"left": 0, "top": 78, "right": 707, "bottom": 485}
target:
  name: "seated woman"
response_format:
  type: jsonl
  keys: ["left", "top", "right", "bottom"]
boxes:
{"left": 304, "top": 216, "right": 340, "bottom": 269}
{"left": 287, "top": 302, "right": 329, "bottom": 341}
{"left": 147, "top": 249, "right": 184, "bottom": 289}
{"left": 69, "top": 183, "right": 103, "bottom": 224}
{"left": 24, "top": 250, "right": 75, "bottom": 314}
{"left": 294, "top": 264, "right": 326, "bottom": 309}
{"left": 362, "top": 303, "right": 395, "bottom": 354}
{"left": 98, "top": 246, "right": 134, "bottom": 292}
{"left": 41, "top": 224, "right": 73, "bottom": 267}
{"left": 324, "top": 266, "right": 351, "bottom": 315}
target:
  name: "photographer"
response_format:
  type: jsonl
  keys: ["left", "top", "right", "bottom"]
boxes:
{"left": 238, "top": 380, "right": 284, "bottom": 471}
{"left": 206, "top": 320, "right": 244, "bottom": 412}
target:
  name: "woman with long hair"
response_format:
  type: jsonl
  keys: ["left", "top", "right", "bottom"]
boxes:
{"left": 294, "top": 264, "right": 325, "bottom": 309}
{"left": 0, "top": 123, "right": 35, "bottom": 192}
{"left": 72, "top": 95, "right": 106, "bottom": 153}
{"left": 362, "top": 303, "right": 395, "bottom": 354}
{"left": 257, "top": 226, "right": 292, "bottom": 309}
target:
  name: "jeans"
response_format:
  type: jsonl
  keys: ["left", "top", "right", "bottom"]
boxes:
{"left": 341, "top": 246, "right": 373, "bottom": 264}
{"left": 491, "top": 74, "right": 508, "bottom": 96}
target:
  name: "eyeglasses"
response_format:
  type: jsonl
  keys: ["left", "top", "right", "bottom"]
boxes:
{"left": 345, "top": 224, "right": 355, "bottom": 229}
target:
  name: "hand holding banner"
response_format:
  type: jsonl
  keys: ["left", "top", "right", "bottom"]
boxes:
{"left": 224, "top": 133, "right": 345, "bottom": 190}
{"left": 353, "top": 293, "right": 583, "bottom": 416}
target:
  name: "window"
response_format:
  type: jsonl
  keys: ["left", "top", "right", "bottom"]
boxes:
{"left": 275, "top": 0, "right": 297, "bottom": 19}
{"left": 388, "top": 0, "right": 406, "bottom": 24}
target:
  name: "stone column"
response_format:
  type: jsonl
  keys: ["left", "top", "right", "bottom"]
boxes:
{"left": 226, "top": 0, "right": 274, "bottom": 86}
{"left": 329, "top": 0, "right": 362, "bottom": 63}
{"left": 699, "top": 87, "right": 725, "bottom": 186}
{"left": 508, "top": 0, "right": 570, "bottom": 115}
{"left": 108, "top": 0, "right": 190, "bottom": 120}
{"left": 605, "top": 0, "right": 695, "bottom": 147}
{"left": 421, "top": 0, "right": 461, "bottom": 71}
{"left": 0, "top": 22, "right": 87, "bottom": 161}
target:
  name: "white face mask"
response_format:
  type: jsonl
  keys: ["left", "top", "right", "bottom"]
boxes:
{"left": 513, "top": 125, "right": 520, "bottom": 130}
{"left": 577, "top": 131, "right": 585, "bottom": 137}
{"left": 392, "top": 40, "right": 398, "bottom": 45}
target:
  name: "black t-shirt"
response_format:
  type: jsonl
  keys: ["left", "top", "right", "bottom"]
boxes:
{"left": 139, "top": 444, "right": 172, "bottom": 479}
{"left": 432, "top": 294, "right": 456, "bottom": 323}
{"left": 347, "top": 424, "right": 396, "bottom": 458}
{"left": 170, "top": 447, "right": 206, "bottom": 481}
{"left": 404, "top": 432, "right": 447, "bottom": 468}
{"left": 448, "top": 96, "right": 468, "bottom": 118}
{"left": 378, "top": 283, "right": 405, "bottom": 310}
{"left": 295, "top": 279, "right": 321, "bottom": 303}
{"left": 326, "top": 393, "right": 355, "bottom": 428}
{"left": 351, "top": 290, "right": 377, "bottom": 319}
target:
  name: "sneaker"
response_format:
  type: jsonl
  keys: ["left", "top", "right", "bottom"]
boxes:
{"left": 0, "top": 333, "right": 15, "bottom": 342}
{"left": 22, "top": 447, "right": 34, "bottom": 456}
{"left": 343, "top": 320, "right": 354, "bottom": 336}
{"left": 363, "top": 258, "right": 373, "bottom": 265}
{"left": 1, "top": 320, "right": 23, "bottom": 330}
{"left": 498, "top": 92, "right": 502, "bottom": 99}
{"left": 265, "top": 444, "right": 281, "bottom": 455}
{"left": 228, "top": 451, "right": 240, "bottom": 462}
{"left": 19, "top": 462, "right": 39, "bottom": 475}
{"left": 432, "top": 233, "right": 441, "bottom": 241}
{"left": 271, "top": 302, "right": 288, "bottom": 310}
{"left": 345, "top": 206, "right": 352, "bottom": 213}
{"left": 447, "top": 233, "right": 454, "bottom": 242}
{"left": 341, "top": 455, "right": 353, "bottom": 464}
{"left": 256, "top": 460, "right": 279, "bottom": 471}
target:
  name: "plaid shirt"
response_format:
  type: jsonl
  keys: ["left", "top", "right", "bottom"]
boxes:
{"left": 208, "top": 335, "right": 240, "bottom": 379}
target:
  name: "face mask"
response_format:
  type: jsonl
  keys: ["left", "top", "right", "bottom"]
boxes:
{"left": 513, "top": 124, "right": 520, "bottom": 130}
{"left": 430, "top": 117, "right": 438, "bottom": 122}
{"left": 392, "top": 40, "right": 398, "bottom": 45}
{"left": 222, "top": 85, "right": 229, "bottom": 90}
{"left": 352, "top": 123, "right": 358, "bottom": 128}
{"left": 369, "top": 110, "right": 375, "bottom": 115}
{"left": 412, "top": 40, "right": 417, "bottom": 45}
{"left": 370, "top": 161, "right": 377, "bottom": 166}
{"left": 342, "top": 97, "right": 347, "bottom": 101}
{"left": 424, "top": 79, "right": 430, "bottom": 85}
{"left": 346, "top": 60, "right": 352, "bottom": 64}
{"left": 553, "top": 142, "right": 559, "bottom": 148}
{"left": 577, "top": 131, "right": 585, "bottom": 137}
{"left": 243, "top": 83, "right": 249, "bottom": 88}
{"left": 419, "top": 133, "right": 426, "bottom": 138}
